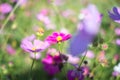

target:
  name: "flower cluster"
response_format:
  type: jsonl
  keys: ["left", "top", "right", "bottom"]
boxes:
{"left": 20, "top": 32, "right": 72, "bottom": 76}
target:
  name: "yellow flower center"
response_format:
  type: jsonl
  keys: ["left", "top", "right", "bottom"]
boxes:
{"left": 56, "top": 36, "right": 62, "bottom": 42}
{"left": 32, "top": 47, "right": 36, "bottom": 51}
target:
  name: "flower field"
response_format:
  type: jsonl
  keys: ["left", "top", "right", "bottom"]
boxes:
{"left": 0, "top": 0, "right": 120, "bottom": 80}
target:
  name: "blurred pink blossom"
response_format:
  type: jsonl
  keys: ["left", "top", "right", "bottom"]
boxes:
{"left": 37, "top": 10, "right": 56, "bottom": 30}
{"left": 115, "top": 28, "right": 120, "bottom": 36}
{"left": 47, "top": 48, "right": 59, "bottom": 56}
{"left": 83, "top": 66, "right": 89, "bottom": 76}
{"left": 114, "top": 54, "right": 120, "bottom": 61}
{"left": 112, "top": 71, "right": 120, "bottom": 77}
{"left": 0, "top": 3, "right": 12, "bottom": 14}
{"left": 62, "top": 9, "right": 75, "bottom": 18}
{"left": 83, "top": 50, "right": 95, "bottom": 59}
{"left": 6, "top": 45, "right": 16, "bottom": 55}
{"left": 0, "top": 14, "right": 5, "bottom": 20}
{"left": 116, "top": 39, "right": 120, "bottom": 45}
{"left": 37, "top": 15, "right": 50, "bottom": 24}
{"left": 66, "top": 54, "right": 79, "bottom": 64}
{"left": 40, "top": 9, "right": 49, "bottom": 16}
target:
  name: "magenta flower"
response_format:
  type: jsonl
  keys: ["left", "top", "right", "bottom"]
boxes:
{"left": 46, "top": 32, "right": 71, "bottom": 44}
{"left": 21, "top": 35, "right": 49, "bottom": 53}
{"left": 42, "top": 54, "right": 63, "bottom": 75}
{"left": 0, "top": 3, "right": 12, "bottom": 14}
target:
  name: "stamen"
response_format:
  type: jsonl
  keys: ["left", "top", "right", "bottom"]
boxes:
{"left": 32, "top": 47, "right": 36, "bottom": 51}
{"left": 56, "top": 36, "right": 62, "bottom": 42}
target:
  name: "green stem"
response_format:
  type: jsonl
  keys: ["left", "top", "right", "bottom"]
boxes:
{"left": 57, "top": 43, "right": 66, "bottom": 80}
{"left": 0, "top": 1, "right": 19, "bottom": 32}
{"left": 79, "top": 50, "right": 88, "bottom": 67}
{"left": 29, "top": 59, "right": 35, "bottom": 80}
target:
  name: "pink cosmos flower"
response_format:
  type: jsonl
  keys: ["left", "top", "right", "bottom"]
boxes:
{"left": 46, "top": 32, "right": 71, "bottom": 44}
{"left": 0, "top": 3, "right": 12, "bottom": 14}
{"left": 21, "top": 35, "right": 49, "bottom": 53}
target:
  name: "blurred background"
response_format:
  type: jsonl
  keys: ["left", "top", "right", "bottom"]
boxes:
{"left": 0, "top": 0, "right": 120, "bottom": 80}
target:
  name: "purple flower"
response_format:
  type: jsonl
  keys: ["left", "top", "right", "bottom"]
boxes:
{"left": 42, "top": 54, "right": 63, "bottom": 75}
{"left": 67, "top": 69, "right": 84, "bottom": 80}
{"left": 112, "top": 71, "right": 120, "bottom": 77}
{"left": 69, "top": 4, "right": 102, "bottom": 56}
{"left": 21, "top": 35, "right": 49, "bottom": 53}
{"left": 108, "top": 7, "right": 120, "bottom": 23}
{"left": 78, "top": 4, "right": 102, "bottom": 35}
{"left": 0, "top": 3, "right": 12, "bottom": 14}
